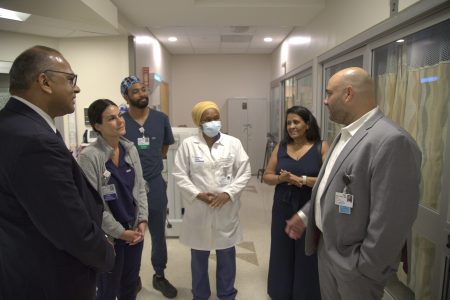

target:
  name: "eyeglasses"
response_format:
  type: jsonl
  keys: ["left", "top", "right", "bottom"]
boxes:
{"left": 43, "top": 69, "right": 78, "bottom": 87}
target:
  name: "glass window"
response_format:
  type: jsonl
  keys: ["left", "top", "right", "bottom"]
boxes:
{"left": 373, "top": 18, "right": 450, "bottom": 212}
{"left": 295, "top": 71, "right": 313, "bottom": 111}
{"left": 323, "top": 56, "right": 364, "bottom": 144}
{"left": 0, "top": 74, "right": 10, "bottom": 110}
{"left": 284, "top": 77, "right": 295, "bottom": 111}
{"left": 444, "top": 254, "right": 450, "bottom": 300}
{"left": 373, "top": 18, "right": 450, "bottom": 299}
{"left": 410, "top": 233, "right": 437, "bottom": 300}
{"left": 270, "top": 83, "right": 281, "bottom": 142}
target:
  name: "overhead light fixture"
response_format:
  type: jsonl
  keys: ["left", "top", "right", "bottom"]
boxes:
{"left": 264, "top": 37, "right": 273, "bottom": 42}
{"left": 0, "top": 8, "right": 31, "bottom": 22}
{"left": 168, "top": 37, "right": 178, "bottom": 42}
{"left": 396, "top": 39, "right": 405, "bottom": 43}
{"left": 134, "top": 36, "right": 153, "bottom": 44}
{"left": 289, "top": 36, "right": 311, "bottom": 45}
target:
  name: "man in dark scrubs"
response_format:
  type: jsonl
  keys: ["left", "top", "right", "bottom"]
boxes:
{"left": 120, "top": 76, "right": 177, "bottom": 298}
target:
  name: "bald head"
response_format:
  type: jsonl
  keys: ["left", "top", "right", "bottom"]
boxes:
{"left": 336, "top": 67, "right": 375, "bottom": 103}
{"left": 325, "top": 67, "right": 376, "bottom": 125}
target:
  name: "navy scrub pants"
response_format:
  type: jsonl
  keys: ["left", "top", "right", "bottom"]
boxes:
{"left": 96, "top": 239, "right": 144, "bottom": 300}
{"left": 191, "top": 247, "right": 237, "bottom": 300}
{"left": 147, "top": 175, "right": 168, "bottom": 276}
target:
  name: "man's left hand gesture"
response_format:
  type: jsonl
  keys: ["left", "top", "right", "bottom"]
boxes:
{"left": 285, "top": 213, "right": 306, "bottom": 240}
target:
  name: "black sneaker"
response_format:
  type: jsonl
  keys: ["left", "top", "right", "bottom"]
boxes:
{"left": 153, "top": 274, "right": 177, "bottom": 298}
{"left": 136, "top": 276, "right": 142, "bottom": 293}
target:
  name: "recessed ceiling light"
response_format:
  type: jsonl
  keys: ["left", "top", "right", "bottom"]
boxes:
{"left": 396, "top": 39, "right": 405, "bottom": 43}
{"left": 0, "top": 8, "right": 31, "bottom": 22}
{"left": 264, "top": 37, "right": 273, "bottom": 42}
{"left": 134, "top": 36, "right": 153, "bottom": 44}
{"left": 168, "top": 37, "right": 178, "bottom": 42}
{"left": 289, "top": 36, "right": 311, "bottom": 45}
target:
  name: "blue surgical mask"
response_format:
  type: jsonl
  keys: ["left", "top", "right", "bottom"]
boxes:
{"left": 202, "top": 120, "right": 221, "bottom": 138}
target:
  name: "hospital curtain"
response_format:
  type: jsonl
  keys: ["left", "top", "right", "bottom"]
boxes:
{"left": 376, "top": 56, "right": 450, "bottom": 300}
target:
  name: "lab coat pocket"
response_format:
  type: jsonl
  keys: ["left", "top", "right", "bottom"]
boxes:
{"left": 217, "top": 156, "right": 234, "bottom": 186}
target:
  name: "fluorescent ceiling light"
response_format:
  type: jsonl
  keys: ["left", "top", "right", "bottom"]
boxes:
{"left": 264, "top": 37, "right": 273, "bottom": 42}
{"left": 289, "top": 36, "right": 311, "bottom": 45}
{"left": 0, "top": 8, "right": 31, "bottom": 22}
{"left": 396, "top": 39, "right": 405, "bottom": 43}
{"left": 134, "top": 36, "right": 153, "bottom": 44}
{"left": 168, "top": 37, "right": 178, "bottom": 42}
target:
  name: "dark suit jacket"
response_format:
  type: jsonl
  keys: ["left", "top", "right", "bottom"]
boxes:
{"left": 0, "top": 98, "right": 115, "bottom": 300}
{"left": 304, "top": 109, "right": 422, "bottom": 283}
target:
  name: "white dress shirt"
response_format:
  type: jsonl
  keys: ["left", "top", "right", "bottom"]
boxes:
{"left": 299, "top": 107, "right": 379, "bottom": 231}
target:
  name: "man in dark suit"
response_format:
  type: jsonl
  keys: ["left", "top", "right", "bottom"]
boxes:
{"left": 0, "top": 46, "right": 115, "bottom": 299}
{"left": 285, "top": 67, "right": 422, "bottom": 299}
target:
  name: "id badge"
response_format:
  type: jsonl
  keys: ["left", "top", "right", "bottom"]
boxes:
{"left": 137, "top": 137, "right": 150, "bottom": 150}
{"left": 219, "top": 175, "right": 231, "bottom": 187}
{"left": 339, "top": 205, "right": 351, "bottom": 214}
{"left": 101, "top": 184, "right": 118, "bottom": 201}
{"left": 335, "top": 192, "right": 354, "bottom": 208}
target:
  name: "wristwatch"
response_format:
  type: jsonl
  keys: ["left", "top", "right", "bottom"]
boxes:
{"left": 302, "top": 175, "right": 307, "bottom": 185}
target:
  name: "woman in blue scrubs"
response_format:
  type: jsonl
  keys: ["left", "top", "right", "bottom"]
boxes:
{"left": 78, "top": 99, "right": 148, "bottom": 300}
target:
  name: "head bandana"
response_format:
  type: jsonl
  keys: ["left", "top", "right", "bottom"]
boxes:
{"left": 120, "top": 75, "right": 141, "bottom": 97}
{"left": 191, "top": 100, "right": 220, "bottom": 126}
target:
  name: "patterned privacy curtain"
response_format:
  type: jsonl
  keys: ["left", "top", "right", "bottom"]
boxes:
{"left": 377, "top": 62, "right": 450, "bottom": 209}
{"left": 376, "top": 61, "right": 450, "bottom": 299}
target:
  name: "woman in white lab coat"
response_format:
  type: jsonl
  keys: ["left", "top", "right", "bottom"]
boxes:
{"left": 172, "top": 100, "right": 251, "bottom": 300}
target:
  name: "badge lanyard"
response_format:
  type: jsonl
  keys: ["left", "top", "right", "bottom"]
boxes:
{"left": 335, "top": 173, "right": 354, "bottom": 214}
{"left": 137, "top": 126, "right": 150, "bottom": 150}
{"left": 101, "top": 169, "right": 118, "bottom": 202}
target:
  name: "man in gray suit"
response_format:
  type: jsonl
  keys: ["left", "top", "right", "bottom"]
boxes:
{"left": 285, "top": 67, "right": 422, "bottom": 299}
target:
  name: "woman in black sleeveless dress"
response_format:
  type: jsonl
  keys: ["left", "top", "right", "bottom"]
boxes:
{"left": 263, "top": 106, "right": 328, "bottom": 300}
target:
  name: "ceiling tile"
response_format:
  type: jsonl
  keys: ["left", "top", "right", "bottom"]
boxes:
{"left": 195, "top": 48, "right": 222, "bottom": 54}
{"left": 189, "top": 35, "right": 221, "bottom": 43}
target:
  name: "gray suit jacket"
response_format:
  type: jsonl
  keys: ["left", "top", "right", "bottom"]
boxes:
{"left": 304, "top": 109, "right": 421, "bottom": 283}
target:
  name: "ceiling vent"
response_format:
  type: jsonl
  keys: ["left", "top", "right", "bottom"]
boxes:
{"left": 230, "top": 26, "right": 250, "bottom": 33}
{"left": 221, "top": 35, "right": 253, "bottom": 43}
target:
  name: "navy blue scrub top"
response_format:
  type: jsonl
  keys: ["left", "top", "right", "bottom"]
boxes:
{"left": 105, "top": 143, "right": 136, "bottom": 227}
{"left": 123, "top": 109, "right": 174, "bottom": 180}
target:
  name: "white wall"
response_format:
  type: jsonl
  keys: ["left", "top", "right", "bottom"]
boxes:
{"left": 399, "top": 0, "right": 421, "bottom": 11}
{"left": 0, "top": 31, "right": 58, "bottom": 63}
{"left": 134, "top": 37, "right": 172, "bottom": 110}
{"left": 135, "top": 39, "right": 172, "bottom": 84}
{"left": 171, "top": 54, "right": 271, "bottom": 131}
{"left": 271, "top": 0, "right": 390, "bottom": 79}
{"left": 59, "top": 36, "right": 129, "bottom": 143}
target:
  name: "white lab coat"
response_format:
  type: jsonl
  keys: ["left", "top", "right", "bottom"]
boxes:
{"left": 172, "top": 131, "right": 251, "bottom": 250}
